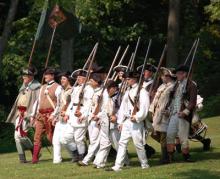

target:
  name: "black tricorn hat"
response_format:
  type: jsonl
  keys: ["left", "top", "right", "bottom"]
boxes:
{"left": 43, "top": 67, "right": 57, "bottom": 75}
{"left": 71, "top": 69, "right": 87, "bottom": 78}
{"left": 90, "top": 73, "right": 102, "bottom": 85}
{"left": 22, "top": 66, "right": 38, "bottom": 76}
{"left": 58, "top": 71, "right": 71, "bottom": 79}
{"left": 137, "top": 63, "right": 157, "bottom": 73}
{"left": 113, "top": 65, "right": 128, "bottom": 73}
{"left": 173, "top": 64, "right": 189, "bottom": 74}
{"left": 123, "top": 71, "right": 140, "bottom": 79}
{"left": 106, "top": 79, "right": 118, "bottom": 89}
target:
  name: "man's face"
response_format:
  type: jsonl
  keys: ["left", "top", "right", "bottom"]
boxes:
{"left": 22, "top": 75, "right": 33, "bottom": 85}
{"left": 161, "top": 74, "right": 171, "bottom": 84}
{"left": 176, "top": 71, "right": 187, "bottom": 81}
{"left": 144, "top": 70, "right": 153, "bottom": 80}
{"left": 44, "top": 74, "right": 54, "bottom": 83}
{"left": 118, "top": 71, "right": 124, "bottom": 81}
{"left": 108, "top": 87, "right": 117, "bottom": 97}
{"left": 126, "top": 78, "right": 137, "bottom": 86}
{"left": 77, "top": 76, "right": 86, "bottom": 85}
{"left": 89, "top": 78, "right": 99, "bottom": 89}
{"left": 60, "top": 76, "right": 70, "bottom": 88}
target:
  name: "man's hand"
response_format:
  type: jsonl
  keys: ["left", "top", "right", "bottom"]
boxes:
{"left": 75, "top": 110, "right": 82, "bottom": 117}
{"left": 60, "top": 111, "right": 66, "bottom": 117}
{"left": 118, "top": 124, "right": 123, "bottom": 132}
{"left": 91, "top": 114, "right": 99, "bottom": 121}
{"left": 77, "top": 116, "right": 84, "bottom": 124}
{"left": 130, "top": 116, "right": 137, "bottom": 123}
{"left": 63, "top": 115, "right": 69, "bottom": 123}
{"left": 178, "top": 112, "right": 186, "bottom": 118}
{"left": 110, "top": 115, "right": 117, "bottom": 123}
{"left": 48, "top": 115, "right": 55, "bottom": 122}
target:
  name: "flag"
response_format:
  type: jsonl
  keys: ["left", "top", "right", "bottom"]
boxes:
{"left": 34, "top": 0, "right": 48, "bottom": 41}
{"left": 48, "top": 5, "right": 66, "bottom": 29}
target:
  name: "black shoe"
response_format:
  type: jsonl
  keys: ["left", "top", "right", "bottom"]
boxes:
{"left": 202, "top": 138, "right": 211, "bottom": 151}
{"left": 183, "top": 154, "right": 195, "bottom": 163}
{"left": 19, "top": 154, "right": 27, "bottom": 163}
{"left": 145, "top": 144, "right": 156, "bottom": 158}
{"left": 176, "top": 143, "right": 182, "bottom": 153}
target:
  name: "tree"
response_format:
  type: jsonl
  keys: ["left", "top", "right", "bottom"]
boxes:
{"left": 0, "top": 0, "right": 19, "bottom": 69}
{"left": 166, "top": 0, "right": 180, "bottom": 67}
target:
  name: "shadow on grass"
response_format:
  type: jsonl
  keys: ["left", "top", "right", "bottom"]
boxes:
{"left": 174, "top": 169, "right": 220, "bottom": 179}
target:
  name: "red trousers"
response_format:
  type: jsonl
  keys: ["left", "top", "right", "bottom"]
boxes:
{"left": 34, "top": 108, "right": 54, "bottom": 146}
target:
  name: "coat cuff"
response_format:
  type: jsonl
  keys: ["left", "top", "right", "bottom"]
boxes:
{"left": 182, "top": 108, "right": 190, "bottom": 116}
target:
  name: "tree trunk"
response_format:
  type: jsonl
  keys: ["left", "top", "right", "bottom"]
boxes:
{"left": 60, "top": 38, "right": 73, "bottom": 71}
{"left": 166, "top": 0, "right": 180, "bottom": 68}
{"left": 0, "top": 0, "right": 19, "bottom": 69}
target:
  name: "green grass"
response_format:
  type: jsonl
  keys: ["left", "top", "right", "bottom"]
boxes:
{"left": 0, "top": 116, "right": 220, "bottom": 179}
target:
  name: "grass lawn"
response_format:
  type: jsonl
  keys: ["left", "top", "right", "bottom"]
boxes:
{"left": 0, "top": 116, "right": 220, "bottom": 179}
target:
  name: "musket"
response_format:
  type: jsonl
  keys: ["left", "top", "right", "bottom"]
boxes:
{"left": 149, "top": 44, "right": 167, "bottom": 95}
{"left": 184, "top": 39, "right": 198, "bottom": 65}
{"left": 72, "top": 43, "right": 98, "bottom": 87}
{"left": 93, "top": 46, "right": 121, "bottom": 116}
{"left": 74, "top": 43, "right": 99, "bottom": 114}
{"left": 131, "top": 37, "right": 141, "bottom": 70}
{"left": 119, "top": 52, "right": 134, "bottom": 95}
{"left": 183, "top": 38, "right": 200, "bottom": 93}
{"left": 111, "top": 45, "right": 130, "bottom": 80}
{"left": 132, "top": 39, "right": 152, "bottom": 116}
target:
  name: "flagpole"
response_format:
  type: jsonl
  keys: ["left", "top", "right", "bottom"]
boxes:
{"left": 41, "top": 26, "right": 57, "bottom": 84}
{"left": 28, "top": 40, "right": 37, "bottom": 67}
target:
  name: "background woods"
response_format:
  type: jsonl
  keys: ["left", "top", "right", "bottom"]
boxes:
{"left": 0, "top": 0, "right": 220, "bottom": 122}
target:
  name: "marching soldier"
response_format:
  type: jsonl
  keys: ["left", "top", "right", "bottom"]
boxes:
{"left": 78, "top": 73, "right": 103, "bottom": 166}
{"left": 137, "top": 63, "right": 157, "bottom": 93}
{"left": 6, "top": 66, "right": 40, "bottom": 163}
{"left": 149, "top": 67, "right": 175, "bottom": 164}
{"left": 94, "top": 80, "right": 128, "bottom": 168}
{"left": 137, "top": 63, "right": 157, "bottom": 158}
{"left": 113, "top": 65, "right": 128, "bottom": 83}
{"left": 31, "top": 67, "right": 62, "bottom": 164}
{"left": 110, "top": 71, "right": 150, "bottom": 171}
{"left": 166, "top": 65, "right": 197, "bottom": 162}
{"left": 52, "top": 71, "right": 74, "bottom": 164}
{"left": 64, "top": 69, "right": 94, "bottom": 161}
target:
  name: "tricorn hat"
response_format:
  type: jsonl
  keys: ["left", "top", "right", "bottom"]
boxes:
{"left": 90, "top": 73, "right": 102, "bottom": 85}
{"left": 58, "top": 71, "right": 71, "bottom": 79}
{"left": 160, "top": 67, "right": 176, "bottom": 78}
{"left": 106, "top": 80, "right": 118, "bottom": 89}
{"left": 123, "top": 71, "right": 140, "bottom": 79}
{"left": 113, "top": 65, "right": 128, "bottom": 73}
{"left": 71, "top": 69, "right": 87, "bottom": 78}
{"left": 173, "top": 64, "right": 189, "bottom": 74}
{"left": 43, "top": 67, "right": 57, "bottom": 75}
{"left": 22, "top": 66, "right": 38, "bottom": 76}
{"left": 137, "top": 63, "right": 157, "bottom": 73}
